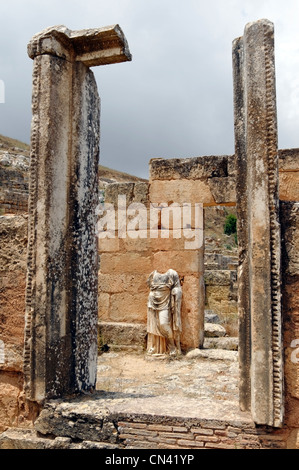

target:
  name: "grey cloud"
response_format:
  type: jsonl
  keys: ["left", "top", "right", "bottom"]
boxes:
{"left": 0, "top": 0, "right": 298, "bottom": 179}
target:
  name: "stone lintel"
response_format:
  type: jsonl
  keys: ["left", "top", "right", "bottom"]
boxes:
{"left": 149, "top": 155, "right": 235, "bottom": 181}
{"left": 278, "top": 148, "right": 299, "bottom": 172}
{"left": 149, "top": 151, "right": 299, "bottom": 184}
{"left": 28, "top": 24, "right": 132, "bottom": 66}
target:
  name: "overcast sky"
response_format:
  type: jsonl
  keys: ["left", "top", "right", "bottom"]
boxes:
{"left": 0, "top": 0, "right": 299, "bottom": 178}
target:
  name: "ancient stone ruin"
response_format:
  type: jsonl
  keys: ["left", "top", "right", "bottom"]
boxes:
{"left": 24, "top": 24, "right": 131, "bottom": 403}
{"left": 0, "top": 19, "right": 299, "bottom": 449}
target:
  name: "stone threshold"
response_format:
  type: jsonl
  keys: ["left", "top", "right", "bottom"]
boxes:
{"left": 1, "top": 393, "right": 287, "bottom": 450}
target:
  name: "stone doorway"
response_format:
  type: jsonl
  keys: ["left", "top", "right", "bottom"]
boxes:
{"left": 23, "top": 19, "right": 285, "bottom": 431}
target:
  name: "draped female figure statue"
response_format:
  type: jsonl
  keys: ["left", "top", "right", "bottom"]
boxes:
{"left": 146, "top": 269, "right": 182, "bottom": 356}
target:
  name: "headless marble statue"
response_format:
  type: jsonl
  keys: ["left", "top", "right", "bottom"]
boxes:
{"left": 147, "top": 269, "right": 182, "bottom": 356}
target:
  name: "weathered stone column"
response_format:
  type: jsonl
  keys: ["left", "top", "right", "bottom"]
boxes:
{"left": 24, "top": 25, "right": 131, "bottom": 402}
{"left": 233, "top": 19, "right": 284, "bottom": 427}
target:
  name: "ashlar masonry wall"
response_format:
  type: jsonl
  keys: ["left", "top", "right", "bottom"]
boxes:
{"left": 98, "top": 182, "right": 150, "bottom": 349}
{"left": 281, "top": 201, "right": 299, "bottom": 444}
{"left": 98, "top": 177, "right": 205, "bottom": 352}
{"left": 98, "top": 155, "right": 235, "bottom": 352}
{"left": 98, "top": 150, "right": 299, "bottom": 354}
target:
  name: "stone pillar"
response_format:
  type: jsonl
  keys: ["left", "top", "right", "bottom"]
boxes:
{"left": 24, "top": 25, "right": 131, "bottom": 402}
{"left": 233, "top": 19, "right": 284, "bottom": 427}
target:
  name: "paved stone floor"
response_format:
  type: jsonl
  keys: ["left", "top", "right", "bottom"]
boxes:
{"left": 95, "top": 349, "right": 252, "bottom": 422}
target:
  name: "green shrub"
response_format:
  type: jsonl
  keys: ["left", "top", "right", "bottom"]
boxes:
{"left": 224, "top": 213, "right": 237, "bottom": 236}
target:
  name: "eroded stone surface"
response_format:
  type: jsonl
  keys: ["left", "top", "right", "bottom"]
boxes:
{"left": 24, "top": 24, "right": 131, "bottom": 402}
{"left": 233, "top": 19, "right": 283, "bottom": 427}
{"left": 28, "top": 24, "right": 132, "bottom": 66}
{"left": 204, "top": 323, "right": 226, "bottom": 338}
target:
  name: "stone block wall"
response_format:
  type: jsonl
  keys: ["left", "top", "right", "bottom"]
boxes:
{"left": 149, "top": 155, "right": 236, "bottom": 207}
{"left": 98, "top": 155, "right": 239, "bottom": 352}
{"left": 0, "top": 153, "right": 29, "bottom": 214}
{"left": 0, "top": 215, "right": 36, "bottom": 432}
{"left": 98, "top": 172, "right": 205, "bottom": 351}
{"left": 281, "top": 202, "right": 299, "bottom": 443}
{"left": 278, "top": 149, "right": 299, "bottom": 202}
{"left": 279, "top": 158, "right": 299, "bottom": 436}
{"left": 117, "top": 416, "right": 289, "bottom": 449}
{"left": 98, "top": 182, "right": 150, "bottom": 342}
{"left": 204, "top": 270, "right": 238, "bottom": 317}
{"left": 98, "top": 151, "right": 299, "bottom": 351}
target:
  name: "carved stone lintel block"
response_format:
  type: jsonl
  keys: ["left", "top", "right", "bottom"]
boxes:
{"left": 27, "top": 24, "right": 132, "bottom": 66}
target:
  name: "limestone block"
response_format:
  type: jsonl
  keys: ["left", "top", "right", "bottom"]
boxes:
{"left": 0, "top": 381, "right": 20, "bottom": 432}
{"left": 98, "top": 236, "right": 120, "bottom": 253}
{"left": 0, "top": 372, "right": 31, "bottom": 433}
{"left": 185, "top": 348, "right": 237, "bottom": 361}
{"left": 287, "top": 429, "right": 299, "bottom": 450}
{"left": 149, "top": 155, "right": 233, "bottom": 181}
{"left": 0, "top": 272, "right": 26, "bottom": 373}
{"left": 100, "top": 253, "right": 152, "bottom": 274}
{"left": 204, "top": 270, "right": 232, "bottom": 286}
{"left": 34, "top": 402, "right": 120, "bottom": 444}
{"left": 153, "top": 250, "right": 204, "bottom": 276}
{"left": 207, "top": 177, "right": 236, "bottom": 204}
{"left": 151, "top": 229, "right": 204, "bottom": 253}
{"left": 281, "top": 202, "right": 299, "bottom": 278}
{"left": 133, "top": 182, "right": 150, "bottom": 205}
{"left": 98, "top": 232, "right": 151, "bottom": 253}
{"left": 98, "top": 293, "right": 110, "bottom": 322}
{"left": 98, "top": 273, "right": 148, "bottom": 295}
{"left": 284, "top": 341, "right": 299, "bottom": 401}
{"left": 181, "top": 315, "right": 202, "bottom": 351}
{"left": 98, "top": 322, "right": 147, "bottom": 347}
{"left": 278, "top": 148, "right": 299, "bottom": 171}
{"left": 0, "top": 216, "right": 28, "bottom": 373}
{"left": 180, "top": 275, "right": 205, "bottom": 350}
{"left": 105, "top": 182, "right": 149, "bottom": 207}
{"left": 279, "top": 172, "right": 299, "bottom": 202}
{"left": 120, "top": 233, "right": 151, "bottom": 253}
{"left": 28, "top": 24, "right": 132, "bottom": 67}
{"left": 205, "top": 287, "right": 237, "bottom": 315}
{"left": 149, "top": 202, "right": 204, "bottom": 231}
{"left": 204, "top": 337, "right": 239, "bottom": 351}
{"left": 204, "top": 323, "right": 226, "bottom": 338}
{"left": 109, "top": 293, "right": 148, "bottom": 323}
{"left": 149, "top": 180, "right": 215, "bottom": 205}
{"left": 98, "top": 229, "right": 152, "bottom": 253}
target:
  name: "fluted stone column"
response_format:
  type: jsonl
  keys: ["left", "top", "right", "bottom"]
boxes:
{"left": 24, "top": 25, "right": 131, "bottom": 402}
{"left": 233, "top": 19, "right": 284, "bottom": 427}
